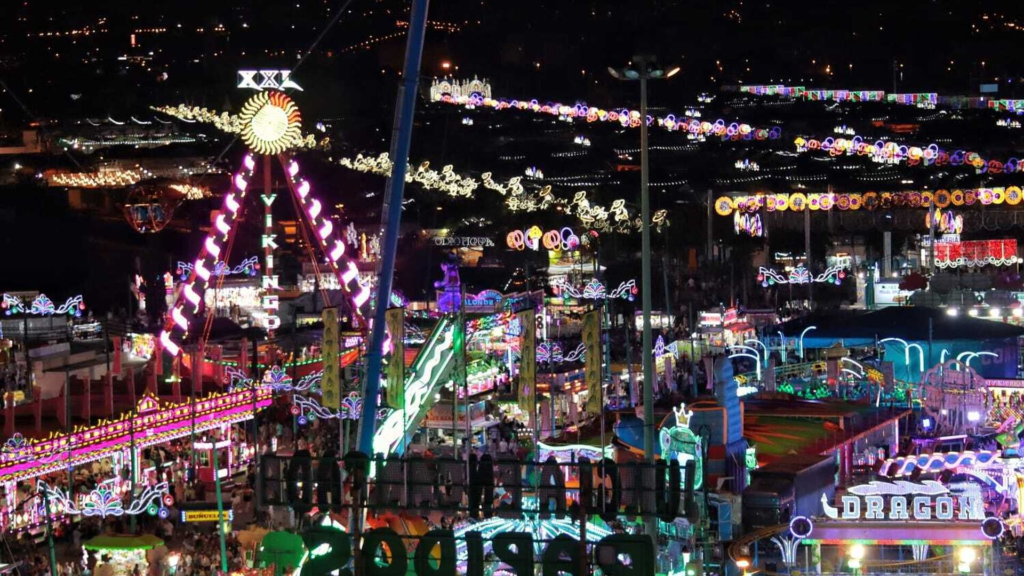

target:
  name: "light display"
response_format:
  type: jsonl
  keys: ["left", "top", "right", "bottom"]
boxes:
{"left": 659, "top": 403, "right": 703, "bottom": 490}
{"left": 429, "top": 76, "right": 492, "bottom": 102}
{"left": 2, "top": 293, "right": 85, "bottom": 317}
{"left": 47, "top": 169, "right": 147, "bottom": 188}
{"left": 881, "top": 451, "right": 1000, "bottom": 477}
{"left": 261, "top": 187, "right": 280, "bottom": 332}
{"left": 506, "top": 226, "right": 581, "bottom": 251}
{"left": 168, "top": 183, "right": 212, "bottom": 200}
{"left": 757, "top": 265, "right": 846, "bottom": 287}
{"left": 793, "top": 135, "right": 1024, "bottom": 173}
{"left": 176, "top": 256, "right": 259, "bottom": 280}
{"left": 552, "top": 278, "right": 637, "bottom": 301}
{"left": 537, "top": 342, "right": 586, "bottom": 364}
{"left": 453, "top": 515, "right": 611, "bottom": 563}
{"left": 153, "top": 104, "right": 323, "bottom": 151}
{"left": 39, "top": 477, "right": 172, "bottom": 518}
{"left": 714, "top": 187, "right": 1024, "bottom": 215}
{"left": 821, "top": 480, "right": 984, "bottom": 521}
{"left": 733, "top": 212, "right": 763, "bottom": 237}
{"left": 239, "top": 91, "right": 304, "bottom": 155}
{"left": 237, "top": 69, "right": 303, "bottom": 91}
{"left": 0, "top": 391, "right": 271, "bottom": 484}
{"left": 339, "top": 153, "right": 667, "bottom": 232}
{"left": 926, "top": 208, "right": 964, "bottom": 234}
{"left": 935, "top": 239, "right": 1019, "bottom": 268}
{"left": 434, "top": 90, "right": 783, "bottom": 142}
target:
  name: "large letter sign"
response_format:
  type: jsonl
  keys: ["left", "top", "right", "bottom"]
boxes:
{"left": 823, "top": 480, "right": 984, "bottom": 521}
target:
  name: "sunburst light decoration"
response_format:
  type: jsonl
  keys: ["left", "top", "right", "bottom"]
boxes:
{"left": 239, "top": 91, "right": 303, "bottom": 155}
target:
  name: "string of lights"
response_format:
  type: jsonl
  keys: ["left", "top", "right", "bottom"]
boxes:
{"left": 793, "top": 135, "right": 1024, "bottom": 174}
{"left": 338, "top": 153, "right": 668, "bottom": 232}
{"left": 714, "top": 187, "right": 1024, "bottom": 216}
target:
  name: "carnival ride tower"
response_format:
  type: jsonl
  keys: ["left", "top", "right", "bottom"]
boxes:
{"left": 158, "top": 91, "right": 370, "bottom": 364}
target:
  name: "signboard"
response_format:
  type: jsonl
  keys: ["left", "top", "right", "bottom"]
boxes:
{"left": 873, "top": 281, "right": 911, "bottom": 307}
{"left": 518, "top": 310, "right": 536, "bottom": 414}
{"left": 699, "top": 312, "right": 723, "bottom": 327}
{"left": 722, "top": 308, "right": 739, "bottom": 326}
{"left": 237, "top": 70, "right": 303, "bottom": 91}
{"left": 321, "top": 307, "right": 340, "bottom": 409}
{"left": 583, "top": 310, "right": 602, "bottom": 415}
{"left": 181, "top": 509, "right": 234, "bottom": 523}
{"left": 385, "top": 307, "right": 405, "bottom": 409}
{"left": 822, "top": 481, "right": 984, "bottom": 521}
{"left": 432, "top": 236, "right": 494, "bottom": 248}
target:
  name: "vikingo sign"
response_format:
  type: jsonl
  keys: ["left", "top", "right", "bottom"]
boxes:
{"left": 822, "top": 481, "right": 985, "bottom": 521}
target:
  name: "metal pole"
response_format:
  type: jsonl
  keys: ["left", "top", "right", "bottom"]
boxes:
{"left": 638, "top": 62, "right": 658, "bottom": 546}
{"left": 129, "top": 406, "right": 136, "bottom": 534}
{"left": 357, "top": 0, "right": 431, "bottom": 455}
{"left": 804, "top": 207, "right": 813, "bottom": 310}
{"left": 928, "top": 202, "right": 937, "bottom": 274}
{"left": 706, "top": 189, "right": 713, "bottom": 265}
{"left": 211, "top": 435, "right": 230, "bottom": 573}
{"left": 41, "top": 491, "right": 58, "bottom": 576}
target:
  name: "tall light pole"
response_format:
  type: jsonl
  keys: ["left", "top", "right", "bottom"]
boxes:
{"left": 609, "top": 55, "right": 679, "bottom": 548}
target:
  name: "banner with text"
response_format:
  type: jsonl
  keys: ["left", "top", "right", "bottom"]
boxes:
{"left": 321, "top": 307, "right": 340, "bottom": 409}
{"left": 517, "top": 310, "right": 536, "bottom": 414}
{"left": 385, "top": 307, "right": 405, "bottom": 409}
{"left": 583, "top": 310, "right": 602, "bottom": 415}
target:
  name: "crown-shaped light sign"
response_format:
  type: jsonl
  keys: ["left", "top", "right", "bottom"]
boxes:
{"left": 672, "top": 403, "right": 693, "bottom": 428}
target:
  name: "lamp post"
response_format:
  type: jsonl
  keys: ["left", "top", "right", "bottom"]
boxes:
{"left": 609, "top": 55, "right": 679, "bottom": 549}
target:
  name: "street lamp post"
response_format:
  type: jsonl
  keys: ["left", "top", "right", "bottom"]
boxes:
{"left": 609, "top": 55, "right": 679, "bottom": 550}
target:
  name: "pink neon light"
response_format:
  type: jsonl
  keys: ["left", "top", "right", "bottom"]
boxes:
{"left": 307, "top": 198, "right": 322, "bottom": 219}
{"left": 297, "top": 180, "right": 310, "bottom": 199}
{"left": 318, "top": 221, "right": 333, "bottom": 240}
{"left": 194, "top": 260, "right": 211, "bottom": 281}
{"left": 160, "top": 331, "right": 181, "bottom": 356}
{"left": 215, "top": 214, "right": 230, "bottom": 236}
{"left": 234, "top": 173, "right": 248, "bottom": 192}
{"left": 329, "top": 240, "right": 345, "bottom": 261}
{"left": 244, "top": 155, "right": 256, "bottom": 170}
{"left": 342, "top": 261, "right": 359, "bottom": 284}
{"left": 204, "top": 237, "right": 221, "bottom": 259}
{"left": 354, "top": 283, "right": 370, "bottom": 307}
{"left": 226, "top": 194, "right": 240, "bottom": 214}
{"left": 183, "top": 284, "right": 201, "bottom": 309}
{"left": 171, "top": 306, "right": 189, "bottom": 331}
{"left": 288, "top": 161, "right": 299, "bottom": 177}
{"left": 0, "top": 389, "right": 272, "bottom": 482}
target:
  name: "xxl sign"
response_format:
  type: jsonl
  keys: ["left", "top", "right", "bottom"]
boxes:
{"left": 822, "top": 480, "right": 984, "bottom": 521}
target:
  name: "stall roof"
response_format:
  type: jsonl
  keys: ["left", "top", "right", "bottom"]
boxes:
{"left": 780, "top": 307, "right": 1024, "bottom": 344}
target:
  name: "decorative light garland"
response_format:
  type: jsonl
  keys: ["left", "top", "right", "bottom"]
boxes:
{"left": 757, "top": 265, "right": 846, "bottom": 287}
{"left": 238, "top": 91, "right": 304, "bottom": 155}
{"left": 339, "top": 153, "right": 668, "bottom": 232}
{"left": 537, "top": 342, "right": 586, "bottom": 364}
{"left": 552, "top": 278, "right": 637, "bottom": 301}
{"left": 47, "top": 169, "right": 149, "bottom": 188}
{"left": 39, "top": 477, "right": 173, "bottom": 519}
{"left": 793, "top": 135, "right": 1024, "bottom": 174}
{"left": 433, "top": 90, "right": 782, "bottom": 141}
{"left": 176, "top": 256, "right": 259, "bottom": 280}
{"left": 733, "top": 212, "right": 763, "bottom": 237}
{"left": 926, "top": 208, "right": 964, "bottom": 234}
{"left": 506, "top": 226, "right": 582, "bottom": 251}
{"left": 152, "top": 104, "right": 325, "bottom": 151}
{"left": 713, "top": 187, "right": 1024, "bottom": 216}
{"left": 2, "top": 293, "right": 85, "bottom": 317}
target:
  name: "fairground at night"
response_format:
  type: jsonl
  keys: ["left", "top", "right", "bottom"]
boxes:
{"left": 2, "top": 1, "right": 1024, "bottom": 575}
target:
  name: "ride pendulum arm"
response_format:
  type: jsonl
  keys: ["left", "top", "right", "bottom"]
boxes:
{"left": 159, "top": 155, "right": 258, "bottom": 358}
{"left": 280, "top": 154, "right": 371, "bottom": 322}
{"left": 372, "top": 316, "right": 459, "bottom": 459}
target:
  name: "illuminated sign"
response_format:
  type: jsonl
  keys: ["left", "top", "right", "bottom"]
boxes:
{"left": 237, "top": 70, "right": 303, "bottom": 91}
{"left": 506, "top": 226, "right": 580, "bottom": 251}
{"left": 822, "top": 481, "right": 984, "bottom": 521}
{"left": 432, "top": 236, "right": 495, "bottom": 247}
{"left": 181, "top": 509, "right": 234, "bottom": 523}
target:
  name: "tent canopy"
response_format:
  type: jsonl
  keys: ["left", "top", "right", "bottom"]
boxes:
{"left": 83, "top": 534, "right": 164, "bottom": 551}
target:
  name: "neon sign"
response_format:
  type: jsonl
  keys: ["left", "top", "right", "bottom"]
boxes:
{"left": 176, "top": 256, "right": 259, "bottom": 280}
{"left": 822, "top": 481, "right": 984, "bottom": 521}
{"left": 2, "top": 293, "right": 85, "bottom": 317}
{"left": 553, "top": 278, "right": 637, "bottom": 301}
{"left": 506, "top": 226, "right": 580, "bottom": 251}
{"left": 758, "top": 265, "right": 845, "bottom": 287}
{"left": 236, "top": 70, "right": 303, "bottom": 91}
